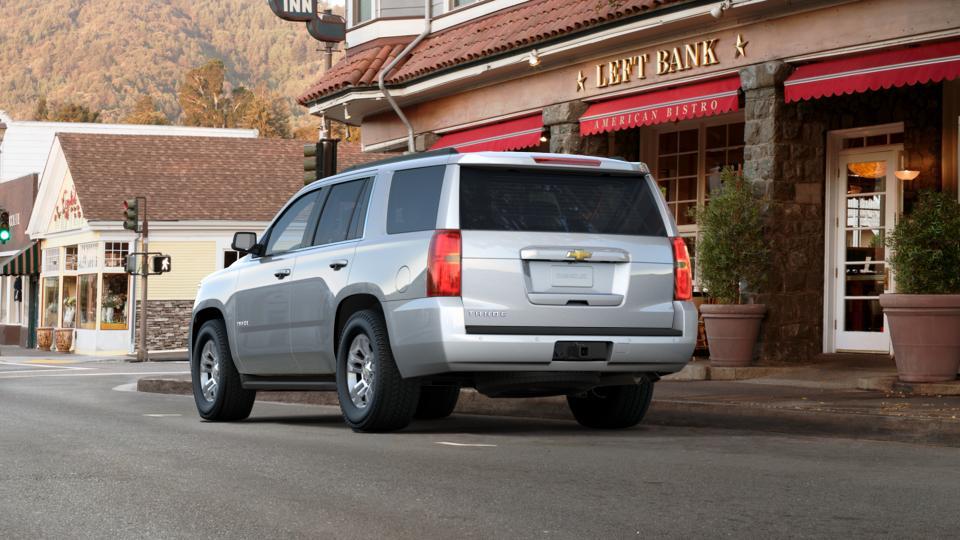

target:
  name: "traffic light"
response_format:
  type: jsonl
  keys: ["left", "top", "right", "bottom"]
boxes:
{"left": 123, "top": 198, "right": 139, "bottom": 231}
{"left": 304, "top": 143, "right": 319, "bottom": 184}
{"left": 303, "top": 139, "right": 339, "bottom": 184}
{"left": 0, "top": 212, "right": 9, "bottom": 244}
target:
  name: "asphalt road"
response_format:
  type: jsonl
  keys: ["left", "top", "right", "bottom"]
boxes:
{"left": 1, "top": 359, "right": 959, "bottom": 539}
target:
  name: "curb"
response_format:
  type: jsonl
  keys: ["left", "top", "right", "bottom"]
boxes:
{"left": 136, "top": 377, "right": 960, "bottom": 446}
{"left": 857, "top": 375, "right": 960, "bottom": 396}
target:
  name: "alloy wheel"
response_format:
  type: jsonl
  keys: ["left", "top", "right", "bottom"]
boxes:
{"left": 346, "top": 333, "right": 376, "bottom": 409}
{"left": 199, "top": 340, "right": 220, "bottom": 403}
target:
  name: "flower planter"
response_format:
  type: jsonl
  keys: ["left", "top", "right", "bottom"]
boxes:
{"left": 36, "top": 327, "right": 54, "bottom": 351}
{"left": 700, "top": 304, "right": 766, "bottom": 367}
{"left": 55, "top": 328, "right": 75, "bottom": 353}
{"left": 879, "top": 294, "right": 960, "bottom": 383}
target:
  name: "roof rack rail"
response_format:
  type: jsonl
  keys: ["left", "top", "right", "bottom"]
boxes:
{"left": 340, "top": 147, "right": 458, "bottom": 174}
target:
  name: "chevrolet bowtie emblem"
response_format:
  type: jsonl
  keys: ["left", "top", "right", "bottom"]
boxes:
{"left": 566, "top": 249, "right": 593, "bottom": 262}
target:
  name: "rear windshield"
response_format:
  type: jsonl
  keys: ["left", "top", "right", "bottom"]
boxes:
{"left": 458, "top": 167, "right": 667, "bottom": 236}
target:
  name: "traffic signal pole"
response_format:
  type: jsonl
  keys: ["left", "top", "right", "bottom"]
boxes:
{"left": 138, "top": 197, "right": 149, "bottom": 363}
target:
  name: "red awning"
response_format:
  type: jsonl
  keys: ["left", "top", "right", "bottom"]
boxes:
{"left": 431, "top": 115, "right": 543, "bottom": 152}
{"left": 785, "top": 40, "right": 960, "bottom": 103}
{"left": 579, "top": 77, "right": 740, "bottom": 136}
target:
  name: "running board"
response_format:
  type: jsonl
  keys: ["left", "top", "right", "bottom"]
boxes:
{"left": 240, "top": 375, "right": 337, "bottom": 392}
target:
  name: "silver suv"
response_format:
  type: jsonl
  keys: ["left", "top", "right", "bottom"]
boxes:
{"left": 189, "top": 151, "right": 696, "bottom": 432}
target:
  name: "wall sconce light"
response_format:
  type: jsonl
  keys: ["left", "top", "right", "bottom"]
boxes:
{"left": 895, "top": 150, "right": 919, "bottom": 181}
{"left": 343, "top": 104, "right": 351, "bottom": 120}
{"left": 539, "top": 131, "right": 549, "bottom": 143}
{"left": 527, "top": 49, "right": 542, "bottom": 68}
{"left": 710, "top": 0, "right": 733, "bottom": 19}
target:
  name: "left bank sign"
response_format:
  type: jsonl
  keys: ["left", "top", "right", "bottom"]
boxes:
{"left": 267, "top": 0, "right": 316, "bottom": 22}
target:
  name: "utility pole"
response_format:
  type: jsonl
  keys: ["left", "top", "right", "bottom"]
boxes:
{"left": 138, "top": 197, "right": 148, "bottom": 362}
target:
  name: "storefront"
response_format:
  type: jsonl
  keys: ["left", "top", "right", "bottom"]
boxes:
{"left": 300, "top": 0, "right": 960, "bottom": 362}
{"left": 26, "top": 132, "right": 307, "bottom": 354}
{"left": 0, "top": 173, "right": 40, "bottom": 347}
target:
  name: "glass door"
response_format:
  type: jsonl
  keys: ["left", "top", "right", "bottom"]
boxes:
{"left": 834, "top": 150, "right": 898, "bottom": 352}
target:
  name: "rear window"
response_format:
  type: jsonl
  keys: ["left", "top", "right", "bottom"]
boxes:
{"left": 459, "top": 167, "right": 667, "bottom": 236}
{"left": 387, "top": 166, "right": 445, "bottom": 234}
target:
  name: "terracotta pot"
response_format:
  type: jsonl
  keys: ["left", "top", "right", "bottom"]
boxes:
{"left": 700, "top": 304, "right": 766, "bottom": 367}
{"left": 879, "top": 294, "right": 960, "bottom": 383}
{"left": 36, "top": 327, "right": 53, "bottom": 351}
{"left": 55, "top": 328, "right": 74, "bottom": 353}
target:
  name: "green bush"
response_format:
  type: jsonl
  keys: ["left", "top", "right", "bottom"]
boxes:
{"left": 887, "top": 190, "right": 960, "bottom": 294}
{"left": 694, "top": 168, "right": 769, "bottom": 304}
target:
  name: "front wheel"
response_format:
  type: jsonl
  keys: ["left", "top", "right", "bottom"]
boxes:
{"left": 336, "top": 310, "right": 420, "bottom": 432}
{"left": 191, "top": 319, "right": 256, "bottom": 421}
{"left": 566, "top": 378, "right": 654, "bottom": 429}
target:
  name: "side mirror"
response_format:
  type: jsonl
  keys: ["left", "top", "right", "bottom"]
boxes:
{"left": 232, "top": 232, "right": 260, "bottom": 256}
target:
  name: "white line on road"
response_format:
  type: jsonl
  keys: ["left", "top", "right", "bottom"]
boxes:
{"left": 0, "top": 371, "right": 189, "bottom": 380}
{"left": 143, "top": 414, "right": 183, "bottom": 418}
{"left": 435, "top": 441, "right": 498, "bottom": 448}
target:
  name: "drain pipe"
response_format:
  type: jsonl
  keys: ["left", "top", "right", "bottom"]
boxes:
{"left": 378, "top": 0, "right": 432, "bottom": 153}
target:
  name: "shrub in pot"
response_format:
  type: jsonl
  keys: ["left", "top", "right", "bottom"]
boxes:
{"left": 694, "top": 168, "right": 769, "bottom": 367}
{"left": 880, "top": 191, "right": 960, "bottom": 383}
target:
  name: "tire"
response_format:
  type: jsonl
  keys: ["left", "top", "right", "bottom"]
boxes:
{"left": 191, "top": 319, "right": 256, "bottom": 422}
{"left": 415, "top": 386, "right": 460, "bottom": 420}
{"left": 336, "top": 309, "right": 420, "bottom": 432}
{"left": 566, "top": 378, "right": 654, "bottom": 429}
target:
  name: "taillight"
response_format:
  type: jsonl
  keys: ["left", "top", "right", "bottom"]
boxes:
{"left": 671, "top": 237, "right": 693, "bottom": 301}
{"left": 428, "top": 230, "right": 461, "bottom": 297}
{"left": 532, "top": 157, "right": 602, "bottom": 167}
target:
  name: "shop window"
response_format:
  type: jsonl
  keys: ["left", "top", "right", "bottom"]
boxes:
{"left": 101, "top": 274, "right": 129, "bottom": 330}
{"left": 104, "top": 242, "right": 129, "bottom": 269}
{"left": 0, "top": 276, "right": 7, "bottom": 323}
{"left": 62, "top": 276, "right": 78, "bottom": 328}
{"left": 354, "top": 0, "right": 373, "bottom": 23}
{"left": 78, "top": 274, "right": 98, "bottom": 330}
{"left": 842, "top": 132, "right": 903, "bottom": 149}
{"left": 42, "top": 277, "right": 59, "bottom": 328}
{"left": 451, "top": 0, "right": 479, "bottom": 7}
{"left": 224, "top": 250, "right": 240, "bottom": 268}
{"left": 79, "top": 242, "right": 100, "bottom": 271}
{"left": 64, "top": 246, "right": 78, "bottom": 271}
{"left": 43, "top": 248, "right": 59, "bottom": 274}
{"left": 657, "top": 129, "right": 700, "bottom": 226}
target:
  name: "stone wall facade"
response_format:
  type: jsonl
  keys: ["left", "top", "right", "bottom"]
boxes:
{"left": 133, "top": 299, "right": 193, "bottom": 351}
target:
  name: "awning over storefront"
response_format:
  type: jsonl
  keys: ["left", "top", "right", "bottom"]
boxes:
{"left": 785, "top": 40, "right": 960, "bottom": 103}
{"left": 431, "top": 115, "right": 544, "bottom": 152}
{"left": 579, "top": 76, "right": 741, "bottom": 136}
{"left": 1, "top": 242, "right": 40, "bottom": 276}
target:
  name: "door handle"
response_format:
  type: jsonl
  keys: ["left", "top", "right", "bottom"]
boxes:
{"left": 329, "top": 259, "right": 349, "bottom": 271}
{"left": 274, "top": 268, "right": 292, "bottom": 280}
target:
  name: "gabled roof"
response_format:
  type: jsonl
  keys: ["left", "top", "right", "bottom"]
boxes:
{"left": 299, "top": 0, "right": 684, "bottom": 106}
{"left": 56, "top": 133, "right": 305, "bottom": 222}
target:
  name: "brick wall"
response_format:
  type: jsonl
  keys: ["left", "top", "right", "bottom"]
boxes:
{"left": 133, "top": 299, "right": 193, "bottom": 351}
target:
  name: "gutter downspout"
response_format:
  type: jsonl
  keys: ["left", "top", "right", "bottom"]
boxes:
{"left": 377, "top": 0, "right": 432, "bottom": 153}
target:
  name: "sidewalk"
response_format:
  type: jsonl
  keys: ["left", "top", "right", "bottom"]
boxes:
{"left": 136, "top": 357, "right": 960, "bottom": 446}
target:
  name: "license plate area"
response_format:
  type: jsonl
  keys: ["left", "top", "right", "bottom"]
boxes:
{"left": 549, "top": 265, "right": 594, "bottom": 288}
{"left": 552, "top": 341, "right": 611, "bottom": 361}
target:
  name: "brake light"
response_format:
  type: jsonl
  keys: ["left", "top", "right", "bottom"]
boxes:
{"left": 428, "top": 230, "right": 461, "bottom": 297}
{"left": 533, "top": 157, "right": 602, "bottom": 167}
{"left": 671, "top": 237, "right": 693, "bottom": 301}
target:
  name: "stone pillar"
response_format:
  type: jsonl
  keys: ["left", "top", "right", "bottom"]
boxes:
{"left": 415, "top": 132, "right": 440, "bottom": 153}
{"left": 740, "top": 61, "right": 827, "bottom": 363}
{"left": 543, "top": 101, "right": 588, "bottom": 154}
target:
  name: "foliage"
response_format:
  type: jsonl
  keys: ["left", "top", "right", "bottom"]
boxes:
{"left": 178, "top": 59, "right": 232, "bottom": 128}
{"left": 33, "top": 98, "right": 101, "bottom": 123}
{"left": 887, "top": 191, "right": 960, "bottom": 294}
{"left": 121, "top": 96, "right": 170, "bottom": 125}
{"left": 693, "top": 168, "right": 769, "bottom": 304}
{"left": 236, "top": 85, "right": 291, "bottom": 138}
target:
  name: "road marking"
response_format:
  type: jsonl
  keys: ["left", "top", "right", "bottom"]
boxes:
{"left": 21, "top": 359, "right": 77, "bottom": 365}
{"left": 143, "top": 414, "right": 182, "bottom": 418}
{"left": 0, "top": 360, "right": 88, "bottom": 370}
{"left": 435, "top": 441, "right": 497, "bottom": 448}
{"left": 0, "top": 370, "right": 189, "bottom": 380}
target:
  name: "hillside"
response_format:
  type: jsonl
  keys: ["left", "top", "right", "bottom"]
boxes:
{"left": 0, "top": 0, "right": 337, "bottom": 123}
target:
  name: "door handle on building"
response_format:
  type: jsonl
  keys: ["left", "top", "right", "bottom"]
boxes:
{"left": 274, "top": 268, "right": 291, "bottom": 280}
{"left": 329, "top": 259, "right": 349, "bottom": 271}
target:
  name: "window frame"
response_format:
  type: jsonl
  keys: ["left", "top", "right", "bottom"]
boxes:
{"left": 261, "top": 190, "right": 325, "bottom": 258}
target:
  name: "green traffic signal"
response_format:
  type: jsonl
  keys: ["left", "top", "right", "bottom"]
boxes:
{"left": 0, "top": 211, "right": 9, "bottom": 244}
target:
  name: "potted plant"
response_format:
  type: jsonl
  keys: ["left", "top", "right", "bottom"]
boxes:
{"left": 102, "top": 294, "right": 122, "bottom": 323}
{"left": 36, "top": 327, "right": 53, "bottom": 351}
{"left": 62, "top": 296, "right": 76, "bottom": 328}
{"left": 55, "top": 327, "right": 74, "bottom": 353}
{"left": 695, "top": 168, "right": 769, "bottom": 367}
{"left": 880, "top": 191, "right": 960, "bottom": 383}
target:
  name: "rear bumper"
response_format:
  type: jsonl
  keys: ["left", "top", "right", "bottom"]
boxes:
{"left": 384, "top": 297, "right": 697, "bottom": 378}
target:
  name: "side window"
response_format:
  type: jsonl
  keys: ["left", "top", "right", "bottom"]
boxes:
{"left": 387, "top": 166, "right": 445, "bottom": 234}
{"left": 313, "top": 179, "right": 367, "bottom": 246}
{"left": 265, "top": 191, "right": 321, "bottom": 256}
{"left": 348, "top": 179, "right": 373, "bottom": 240}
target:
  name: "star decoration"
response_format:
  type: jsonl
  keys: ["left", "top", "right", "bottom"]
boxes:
{"left": 576, "top": 70, "right": 587, "bottom": 92}
{"left": 735, "top": 34, "right": 748, "bottom": 58}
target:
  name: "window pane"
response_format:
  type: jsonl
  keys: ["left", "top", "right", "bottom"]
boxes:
{"left": 101, "top": 274, "right": 129, "bottom": 330}
{"left": 459, "top": 168, "right": 667, "bottom": 236}
{"left": 727, "top": 147, "right": 744, "bottom": 169}
{"left": 677, "top": 201, "right": 696, "bottom": 226}
{"left": 43, "top": 248, "right": 59, "bottom": 273}
{"left": 42, "top": 277, "right": 59, "bottom": 327}
{"left": 658, "top": 180, "right": 675, "bottom": 202}
{"left": 705, "top": 150, "right": 725, "bottom": 174}
{"left": 706, "top": 125, "right": 726, "bottom": 149}
{"left": 678, "top": 153, "right": 698, "bottom": 177}
{"left": 678, "top": 129, "right": 698, "bottom": 152}
{"left": 388, "top": 166, "right": 445, "bottom": 234}
{"left": 357, "top": 0, "right": 373, "bottom": 22}
{"left": 266, "top": 192, "right": 320, "bottom": 255}
{"left": 64, "top": 246, "right": 78, "bottom": 271}
{"left": 314, "top": 180, "right": 365, "bottom": 246}
{"left": 844, "top": 299, "right": 884, "bottom": 332}
{"left": 224, "top": 251, "right": 240, "bottom": 268}
{"left": 677, "top": 177, "right": 698, "bottom": 201}
{"left": 659, "top": 131, "right": 678, "bottom": 154}
{"left": 78, "top": 274, "right": 98, "bottom": 329}
{"left": 62, "top": 276, "right": 77, "bottom": 328}
{"left": 104, "top": 242, "right": 128, "bottom": 269}
{"left": 728, "top": 122, "right": 744, "bottom": 145}
{"left": 658, "top": 155, "right": 677, "bottom": 178}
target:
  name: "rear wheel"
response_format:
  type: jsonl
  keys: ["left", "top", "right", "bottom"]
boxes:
{"left": 336, "top": 309, "right": 420, "bottom": 432}
{"left": 415, "top": 385, "right": 460, "bottom": 419}
{"left": 191, "top": 319, "right": 256, "bottom": 421}
{"left": 566, "top": 378, "right": 654, "bottom": 429}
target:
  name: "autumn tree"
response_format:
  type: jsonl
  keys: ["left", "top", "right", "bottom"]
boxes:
{"left": 236, "top": 85, "right": 291, "bottom": 138}
{"left": 33, "top": 97, "right": 49, "bottom": 121}
{"left": 33, "top": 98, "right": 102, "bottom": 123}
{"left": 122, "top": 96, "right": 170, "bottom": 125}
{"left": 178, "top": 59, "right": 231, "bottom": 128}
